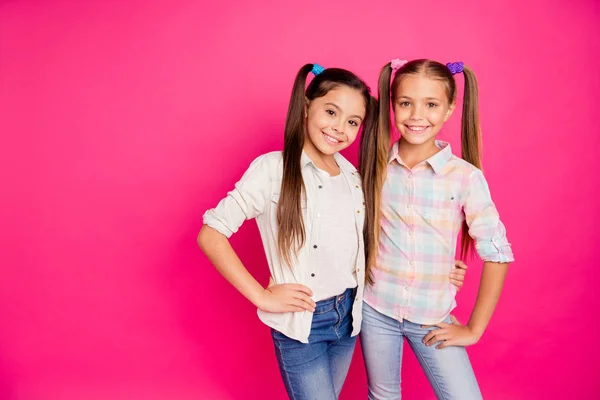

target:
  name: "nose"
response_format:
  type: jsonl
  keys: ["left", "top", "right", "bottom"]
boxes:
{"left": 410, "top": 104, "right": 424, "bottom": 120}
{"left": 332, "top": 118, "right": 344, "bottom": 134}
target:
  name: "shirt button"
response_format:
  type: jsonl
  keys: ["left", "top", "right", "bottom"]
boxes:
{"left": 355, "top": 185, "right": 359, "bottom": 188}
{"left": 318, "top": 185, "right": 323, "bottom": 189}
{"left": 356, "top": 210, "right": 360, "bottom": 214}
{"left": 316, "top": 213, "right": 321, "bottom": 218}
{"left": 356, "top": 268, "right": 360, "bottom": 272}
{"left": 409, "top": 261, "right": 414, "bottom": 266}
{"left": 311, "top": 273, "right": 315, "bottom": 277}
{"left": 313, "top": 245, "right": 318, "bottom": 249}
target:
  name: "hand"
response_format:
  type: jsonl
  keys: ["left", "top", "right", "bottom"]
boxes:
{"left": 257, "top": 283, "right": 316, "bottom": 313}
{"left": 450, "top": 260, "right": 468, "bottom": 291}
{"left": 422, "top": 315, "right": 481, "bottom": 349}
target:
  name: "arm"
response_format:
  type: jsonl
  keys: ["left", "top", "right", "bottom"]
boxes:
{"left": 424, "top": 170, "right": 514, "bottom": 348}
{"left": 198, "top": 225, "right": 315, "bottom": 312}
{"left": 200, "top": 155, "right": 315, "bottom": 313}
{"left": 465, "top": 261, "right": 508, "bottom": 338}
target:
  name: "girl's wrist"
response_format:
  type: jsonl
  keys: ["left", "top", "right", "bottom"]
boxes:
{"left": 466, "top": 322, "right": 485, "bottom": 339}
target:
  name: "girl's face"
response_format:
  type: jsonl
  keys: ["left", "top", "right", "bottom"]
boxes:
{"left": 393, "top": 74, "right": 455, "bottom": 147}
{"left": 304, "top": 86, "right": 365, "bottom": 157}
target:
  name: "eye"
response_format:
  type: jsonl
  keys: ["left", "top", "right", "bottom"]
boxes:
{"left": 326, "top": 109, "right": 335, "bottom": 116}
{"left": 349, "top": 120, "right": 359, "bottom": 127}
{"left": 427, "top": 102, "right": 439, "bottom": 108}
{"left": 398, "top": 101, "right": 411, "bottom": 107}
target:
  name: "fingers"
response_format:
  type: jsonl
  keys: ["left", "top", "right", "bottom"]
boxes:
{"left": 450, "top": 278, "right": 463, "bottom": 290}
{"left": 429, "top": 334, "right": 451, "bottom": 345}
{"left": 454, "top": 260, "right": 468, "bottom": 270}
{"left": 282, "top": 305, "right": 307, "bottom": 313}
{"left": 293, "top": 292, "right": 317, "bottom": 310}
{"left": 285, "top": 283, "right": 314, "bottom": 297}
{"left": 288, "top": 298, "right": 315, "bottom": 312}
{"left": 423, "top": 329, "right": 447, "bottom": 346}
{"left": 450, "top": 269, "right": 466, "bottom": 279}
{"left": 436, "top": 339, "right": 458, "bottom": 349}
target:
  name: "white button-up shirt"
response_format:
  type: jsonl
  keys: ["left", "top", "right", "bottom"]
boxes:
{"left": 203, "top": 151, "right": 366, "bottom": 343}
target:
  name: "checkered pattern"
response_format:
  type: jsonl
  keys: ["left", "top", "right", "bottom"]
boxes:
{"left": 364, "top": 141, "right": 514, "bottom": 324}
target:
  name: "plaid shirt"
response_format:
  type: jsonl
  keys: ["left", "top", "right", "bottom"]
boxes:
{"left": 364, "top": 141, "right": 514, "bottom": 324}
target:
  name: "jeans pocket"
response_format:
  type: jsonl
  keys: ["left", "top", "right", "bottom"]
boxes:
{"left": 313, "top": 301, "right": 335, "bottom": 315}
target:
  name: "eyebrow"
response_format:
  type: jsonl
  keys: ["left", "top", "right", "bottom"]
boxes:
{"left": 325, "top": 102, "right": 364, "bottom": 121}
{"left": 396, "top": 96, "right": 442, "bottom": 102}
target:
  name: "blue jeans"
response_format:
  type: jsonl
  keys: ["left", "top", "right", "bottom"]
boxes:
{"left": 361, "top": 302, "right": 482, "bottom": 400}
{"left": 271, "top": 287, "right": 357, "bottom": 400}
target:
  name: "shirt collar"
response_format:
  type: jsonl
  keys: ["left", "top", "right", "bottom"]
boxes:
{"left": 301, "top": 151, "right": 358, "bottom": 175}
{"left": 427, "top": 141, "right": 453, "bottom": 174}
{"left": 388, "top": 140, "right": 453, "bottom": 174}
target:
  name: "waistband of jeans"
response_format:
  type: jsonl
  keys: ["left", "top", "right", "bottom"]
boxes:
{"left": 316, "top": 286, "right": 357, "bottom": 307}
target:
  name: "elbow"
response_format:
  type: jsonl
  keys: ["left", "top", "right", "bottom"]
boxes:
{"left": 198, "top": 224, "right": 228, "bottom": 254}
{"left": 197, "top": 225, "right": 212, "bottom": 253}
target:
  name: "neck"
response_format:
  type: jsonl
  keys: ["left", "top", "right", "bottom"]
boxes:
{"left": 397, "top": 137, "right": 440, "bottom": 169}
{"left": 302, "top": 140, "right": 339, "bottom": 176}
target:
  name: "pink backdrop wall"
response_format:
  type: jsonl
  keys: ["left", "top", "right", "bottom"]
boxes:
{"left": 1, "top": 0, "right": 599, "bottom": 399}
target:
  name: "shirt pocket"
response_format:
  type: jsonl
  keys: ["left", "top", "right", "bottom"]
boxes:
{"left": 419, "top": 194, "right": 461, "bottom": 224}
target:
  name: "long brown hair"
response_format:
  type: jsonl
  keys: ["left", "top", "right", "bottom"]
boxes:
{"left": 278, "top": 64, "right": 378, "bottom": 267}
{"left": 361, "top": 59, "right": 482, "bottom": 277}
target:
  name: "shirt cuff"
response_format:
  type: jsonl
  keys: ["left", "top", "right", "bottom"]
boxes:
{"left": 476, "top": 239, "right": 515, "bottom": 263}
{"left": 202, "top": 209, "right": 234, "bottom": 238}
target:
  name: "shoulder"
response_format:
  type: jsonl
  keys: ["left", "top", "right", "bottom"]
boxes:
{"left": 236, "top": 151, "right": 283, "bottom": 186}
{"left": 246, "top": 151, "right": 283, "bottom": 172}
{"left": 445, "top": 154, "right": 482, "bottom": 179}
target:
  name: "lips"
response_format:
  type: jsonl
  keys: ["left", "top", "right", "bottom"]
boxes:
{"left": 405, "top": 125, "right": 430, "bottom": 134}
{"left": 322, "top": 132, "right": 342, "bottom": 144}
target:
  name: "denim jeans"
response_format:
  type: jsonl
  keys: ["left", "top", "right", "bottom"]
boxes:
{"left": 271, "top": 287, "right": 357, "bottom": 400}
{"left": 361, "top": 302, "right": 482, "bottom": 400}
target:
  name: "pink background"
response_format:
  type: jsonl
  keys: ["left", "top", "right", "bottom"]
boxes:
{"left": 1, "top": 0, "right": 599, "bottom": 399}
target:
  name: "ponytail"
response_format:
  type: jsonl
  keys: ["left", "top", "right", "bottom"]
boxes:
{"left": 279, "top": 64, "right": 378, "bottom": 270}
{"left": 359, "top": 63, "right": 393, "bottom": 284}
{"left": 277, "top": 64, "right": 313, "bottom": 267}
{"left": 459, "top": 65, "right": 482, "bottom": 258}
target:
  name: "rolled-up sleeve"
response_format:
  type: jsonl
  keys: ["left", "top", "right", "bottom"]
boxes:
{"left": 202, "top": 155, "right": 272, "bottom": 238}
{"left": 463, "top": 169, "right": 514, "bottom": 263}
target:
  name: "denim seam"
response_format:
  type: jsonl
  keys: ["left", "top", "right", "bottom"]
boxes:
{"left": 274, "top": 336, "right": 299, "bottom": 399}
{"left": 396, "top": 333, "right": 402, "bottom": 392}
{"left": 333, "top": 302, "right": 342, "bottom": 339}
{"left": 313, "top": 304, "right": 335, "bottom": 315}
{"left": 411, "top": 337, "right": 447, "bottom": 400}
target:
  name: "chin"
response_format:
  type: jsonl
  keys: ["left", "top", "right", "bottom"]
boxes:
{"left": 315, "top": 145, "right": 340, "bottom": 155}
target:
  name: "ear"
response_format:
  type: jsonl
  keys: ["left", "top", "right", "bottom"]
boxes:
{"left": 444, "top": 102, "right": 456, "bottom": 122}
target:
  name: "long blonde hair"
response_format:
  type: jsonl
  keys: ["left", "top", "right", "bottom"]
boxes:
{"left": 360, "top": 59, "right": 482, "bottom": 279}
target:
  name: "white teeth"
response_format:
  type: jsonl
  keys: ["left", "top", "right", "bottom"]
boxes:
{"left": 323, "top": 133, "right": 340, "bottom": 144}
{"left": 408, "top": 126, "right": 427, "bottom": 132}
